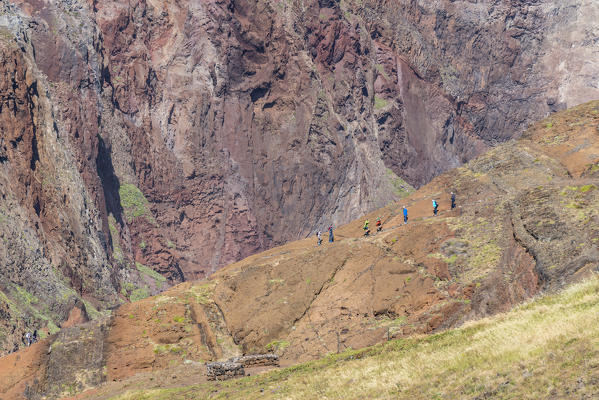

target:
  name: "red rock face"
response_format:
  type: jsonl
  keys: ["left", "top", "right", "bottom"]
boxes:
{"left": 0, "top": 0, "right": 598, "bottom": 352}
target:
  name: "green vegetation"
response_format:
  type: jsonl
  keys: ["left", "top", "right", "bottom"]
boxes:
{"left": 545, "top": 122, "right": 553, "bottom": 128}
{"left": 11, "top": 284, "right": 39, "bottom": 306}
{"left": 136, "top": 262, "right": 166, "bottom": 286}
{"left": 186, "top": 282, "right": 216, "bottom": 305}
{"left": 375, "top": 64, "right": 390, "bottom": 80}
{"left": 121, "top": 282, "right": 135, "bottom": 297}
{"left": 111, "top": 277, "right": 599, "bottom": 399}
{"left": 108, "top": 215, "right": 124, "bottom": 263}
{"left": 386, "top": 169, "right": 414, "bottom": 198}
{"left": 268, "top": 278, "right": 285, "bottom": 286}
{"left": 579, "top": 184, "right": 596, "bottom": 193}
{"left": 445, "top": 216, "right": 502, "bottom": 283}
{"left": 374, "top": 95, "right": 388, "bottom": 110}
{"left": 167, "top": 240, "right": 176, "bottom": 249}
{"left": 47, "top": 321, "right": 60, "bottom": 335}
{"left": 119, "top": 183, "right": 155, "bottom": 223}
{"left": 83, "top": 300, "right": 110, "bottom": 320}
{"left": 374, "top": 315, "right": 407, "bottom": 335}
{"left": 172, "top": 315, "right": 185, "bottom": 323}
{"left": 4, "top": 284, "right": 67, "bottom": 335}
{"left": 139, "top": 241, "right": 147, "bottom": 249}
{"left": 427, "top": 253, "right": 458, "bottom": 265}
{"left": 266, "top": 339, "right": 290, "bottom": 353}
{"left": 130, "top": 286, "right": 150, "bottom": 302}
{"left": 153, "top": 343, "right": 184, "bottom": 355}
{"left": 543, "top": 134, "right": 567, "bottom": 145}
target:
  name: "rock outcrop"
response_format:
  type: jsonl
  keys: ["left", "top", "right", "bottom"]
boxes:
{"left": 0, "top": 0, "right": 598, "bottom": 355}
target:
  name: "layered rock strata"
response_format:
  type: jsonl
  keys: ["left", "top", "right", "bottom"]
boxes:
{"left": 0, "top": 0, "right": 597, "bottom": 354}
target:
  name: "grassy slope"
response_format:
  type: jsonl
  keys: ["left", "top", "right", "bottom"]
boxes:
{"left": 111, "top": 277, "right": 599, "bottom": 400}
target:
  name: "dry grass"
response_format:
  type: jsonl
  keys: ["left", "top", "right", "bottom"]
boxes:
{"left": 110, "top": 277, "right": 599, "bottom": 399}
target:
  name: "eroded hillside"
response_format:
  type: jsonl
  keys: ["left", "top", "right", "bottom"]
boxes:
{"left": 96, "top": 277, "right": 599, "bottom": 399}
{"left": 0, "top": 0, "right": 598, "bottom": 355}
{"left": 1, "top": 101, "right": 598, "bottom": 400}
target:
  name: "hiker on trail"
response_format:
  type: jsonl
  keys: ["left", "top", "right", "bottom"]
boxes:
{"left": 32, "top": 330, "right": 38, "bottom": 344}
{"left": 25, "top": 332, "right": 31, "bottom": 347}
{"left": 317, "top": 231, "right": 322, "bottom": 246}
{"left": 328, "top": 225, "right": 334, "bottom": 242}
{"left": 363, "top": 220, "right": 370, "bottom": 236}
{"left": 403, "top": 206, "right": 408, "bottom": 224}
{"left": 376, "top": 217, "right": 382, "bottom": 232}
{"left": 451, "top": 192, "right": 456, "bottom": 209}
{"left": 433, "top": 199, "right": 438, "bottom": 216}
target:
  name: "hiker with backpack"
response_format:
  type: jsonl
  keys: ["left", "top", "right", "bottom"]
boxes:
{"left": 433, "top": 199, "right": 438, "bottom": 216}
{"left": 317, "top": 231, "right": 322, "bottom": 246}
{"left": 376, "top": 217, "right": 382, "bottom": 232}
{"left": 451, "top": 192, "right": 456, "bottom": 209}
{"left": 328, "top": 225, "right": 334, "bottom": 242}
{"left": 363, "top": 220, "right": 370, "bottom": 236}
{"left": 403, "top": 206, "right": 408, "bottom": 224}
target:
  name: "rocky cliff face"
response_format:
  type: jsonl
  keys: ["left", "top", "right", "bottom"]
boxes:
{"left": 0, "top": 0, "right": 598, "bottom": 354}
{"left": 1, "top": 101, "right": 598, "bottom": 399}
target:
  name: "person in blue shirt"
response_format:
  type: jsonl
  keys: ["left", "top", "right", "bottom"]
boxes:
{"left": 433, "top": 199, "right": 438, "bottom": 216}
{"left": 403, "top": 206, "right": 408, "bottom": 224}
{"left": 328, "top": 225, "right": 334, "bottom": 242}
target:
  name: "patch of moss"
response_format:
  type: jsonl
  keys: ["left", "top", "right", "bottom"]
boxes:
{"left": 119, "top": 183, "right": 155, "bottom": 224}
{"left": 136, "top": 262, "right": 166, "bottom": 284}
{"left": 173, "top": 315, "right": 185, "bottom": 323}
{"left": 375, "top": 64, "right": 391, "bottom": 80}
{"left": 374, "top": 95, "right": 388, "bottom": 110}
{"left": 579, "top": 184, "right": 596, "bottom": 193}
